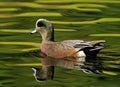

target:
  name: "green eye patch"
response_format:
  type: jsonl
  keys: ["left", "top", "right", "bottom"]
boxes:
{"left": 37, "top": 21, "right": 46, "bottom": 27}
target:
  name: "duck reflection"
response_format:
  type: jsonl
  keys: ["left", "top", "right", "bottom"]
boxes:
{"left": 32, "top": 49, "right": 103, "bottom": 82}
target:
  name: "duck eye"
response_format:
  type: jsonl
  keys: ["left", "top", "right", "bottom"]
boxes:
{"left": 37, "top": 21, "right": 46, "bottom": 27}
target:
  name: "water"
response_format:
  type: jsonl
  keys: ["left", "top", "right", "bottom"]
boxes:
{"left": 0, "top": 0, "right": 120, "bottom": 87}
{"left": 0, "top": 50, "right": 119, "bottom": 87}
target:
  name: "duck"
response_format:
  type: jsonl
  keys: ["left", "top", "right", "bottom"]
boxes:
{"left": 31, "top": 19, "right": 105, "bottom": 74}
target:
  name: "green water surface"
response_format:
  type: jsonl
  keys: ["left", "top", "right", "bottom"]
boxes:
{"left": 0, "top": 0, "right": 120, "bottom": 87}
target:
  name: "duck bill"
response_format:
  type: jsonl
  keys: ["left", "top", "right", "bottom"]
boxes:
{"left": 31, "top": 29, "right": 37, "bottom": 34}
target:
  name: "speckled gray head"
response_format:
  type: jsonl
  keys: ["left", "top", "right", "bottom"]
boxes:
{"left": 31, "top": 19, "right": 53, "bottom": 34}
{"left": 31, "top": 18, "right": 54, "bottom": 41}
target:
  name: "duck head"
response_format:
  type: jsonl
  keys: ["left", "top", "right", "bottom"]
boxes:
{"left": 31, "top": 19, "right": 54, "bottom": 41}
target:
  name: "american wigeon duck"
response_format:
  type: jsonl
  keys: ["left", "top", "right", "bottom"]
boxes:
{"left": 31, "top": 19, "right": 105, "bottom": 61}
{"left": 31, "top": 19, "right": 105, "bottom": 81}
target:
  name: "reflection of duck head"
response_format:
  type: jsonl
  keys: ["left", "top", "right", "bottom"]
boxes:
{"left": 31, "top": 19, "right": 54, "bottom": 42}
{"left": 32, "top": 67, "right": 47, "bottom": 81}
{"left": 32, "top": 66, "right": 54, "bottom": 82}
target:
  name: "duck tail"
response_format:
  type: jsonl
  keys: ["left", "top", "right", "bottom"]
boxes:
{"left": 87, "top": 40, "right": 105, "bottom": 51}
{"left": 88, "top": 40, "right": 105, "bottom": 46}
